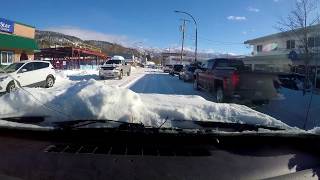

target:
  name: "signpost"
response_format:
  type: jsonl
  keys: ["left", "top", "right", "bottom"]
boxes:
{"left": 0, "top": 18, "right": 14, "bottom": 33}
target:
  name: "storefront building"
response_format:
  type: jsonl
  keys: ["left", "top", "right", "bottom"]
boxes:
{"left": 0, "top": 18, "right": 38, "bottom": 66}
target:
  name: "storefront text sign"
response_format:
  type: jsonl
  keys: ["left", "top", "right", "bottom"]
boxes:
{"left": 0, "top": 18, "right": 14, "bottom": 33}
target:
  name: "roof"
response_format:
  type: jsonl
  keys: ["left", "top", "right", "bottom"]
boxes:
{"left": 15, "top": 21, "right": 35, "bottom": 29}
{"left": 18, "top": 60, "right": 50, "bottom": 63}
{"left": 0, "top": 33, "right": 38, "bottom": 51}
{"left": 35, "top": 47, "right": 107, "bottom": 59}
{"left": 244, "top": 24, "right": 320, "bottom": 44}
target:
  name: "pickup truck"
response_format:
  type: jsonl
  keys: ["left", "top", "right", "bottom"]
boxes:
{"left": 99, "top": 56, "right": 131, "bottom": 80}
{"left": 194, "top": 58, "right": 278, "bottom": 103}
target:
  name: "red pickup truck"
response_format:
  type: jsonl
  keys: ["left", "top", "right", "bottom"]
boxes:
{"left": 194, "top": 58, "right": 278, "bottom": 103}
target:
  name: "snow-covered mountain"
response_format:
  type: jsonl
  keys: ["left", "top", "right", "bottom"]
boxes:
{"left": 36, "top": 30, "right": 244, "bottom": 60}
{"left": 35, "top": 30, "right": 140, "bottom": 58}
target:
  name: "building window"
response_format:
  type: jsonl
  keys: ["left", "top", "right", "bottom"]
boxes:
{"left": 257, "top": 45, "right": 263, "bottom": 52}
{"left": 0, "top": 51, "right": 14, "bottom": 65}
{"left": 286, "top": 40, "right": 295, "bottom": 49}
{"left": 308, "top": 36, "right": 320, "bottom": 48}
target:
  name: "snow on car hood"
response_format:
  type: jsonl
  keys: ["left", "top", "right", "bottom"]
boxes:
{"left": 0, "top": 79, "right": 292, "bottom": 130}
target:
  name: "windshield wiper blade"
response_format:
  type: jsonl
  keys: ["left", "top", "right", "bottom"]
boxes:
{"left": 170, "top": 120, "right": 285, "bottom": 132}
{"left": 53, "top": 119, "right": 145, "bottom": 130}
{"left": 0, "top": 116, "right": 47, "bottom": 124}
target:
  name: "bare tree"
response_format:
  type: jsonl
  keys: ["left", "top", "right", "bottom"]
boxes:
{"left": 277, "top": 0, "right": 320, "bottom": 89}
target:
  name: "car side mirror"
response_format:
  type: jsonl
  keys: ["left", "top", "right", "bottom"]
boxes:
{"left": 20, "top": 69, "right": 27, "bottom": 73}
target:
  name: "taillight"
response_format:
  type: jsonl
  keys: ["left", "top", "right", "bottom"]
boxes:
{"left": 231, "top": 72, "right": 240, "bottom": 88}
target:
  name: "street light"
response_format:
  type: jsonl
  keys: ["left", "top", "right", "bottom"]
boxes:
{"left": 174, "top": 10, "right": 198, "bottom": 62}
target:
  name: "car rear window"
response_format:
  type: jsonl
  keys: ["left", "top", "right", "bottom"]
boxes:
{"left": 216, "top": 60, "right": 244, "bottom": 70}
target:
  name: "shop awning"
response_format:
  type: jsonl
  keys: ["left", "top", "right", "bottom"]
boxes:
{"left": 0, "top": 33, "right": 38, "bottom": 51}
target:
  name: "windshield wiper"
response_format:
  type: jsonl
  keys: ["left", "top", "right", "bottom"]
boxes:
{"left": 0, "top": 116, "right": 286, "bottom": 133}
{"left": 0, "top": 116, "right": 47, "bottom": 124}
{"left": 166, "top": 119, "right": 285, "bottom": 132}
{"left": 53, "top": 119, "right": 145, "bottom": 130}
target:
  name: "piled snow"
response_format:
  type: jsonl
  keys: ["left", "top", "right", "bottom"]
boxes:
{"left": 308, "top": 127, "right": 320, "bottom": 134}
{"left": 0, "top": 78, "right": 291, "bottom": 129}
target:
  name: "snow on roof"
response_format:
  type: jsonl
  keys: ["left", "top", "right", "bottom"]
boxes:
{"left": 244, "top": 24, "right": 320, "bottom": 44}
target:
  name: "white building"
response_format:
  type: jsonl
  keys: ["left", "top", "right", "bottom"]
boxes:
{"left": 162, "top": 52, "right": 195, "bottom": 65}
{"left": 244, "top": 24, "right": 320, "bottom": 73}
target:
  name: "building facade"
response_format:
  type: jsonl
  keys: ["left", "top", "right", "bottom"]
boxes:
{"left": 162, "top": 52, "right": 194, "bottom": 65}
{"left": 0, "top": 18, "right": 38, "bottom": 66}
{"left": 244, "top": 24, "right": 320, "bottom": 73}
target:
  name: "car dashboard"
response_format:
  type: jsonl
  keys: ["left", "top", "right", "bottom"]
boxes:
{"left": 0, "top": 128, "right": 319, "bottom": 180}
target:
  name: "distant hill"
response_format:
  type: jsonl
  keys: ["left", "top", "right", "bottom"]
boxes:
{"left": 84, "top": 40, "right": 140, "bottom": 58}
{"left": 35, "top": 30, "right": 140, "bottom": 58}
{"left": 35, "top": 30, "right": 243, "bottom": 62}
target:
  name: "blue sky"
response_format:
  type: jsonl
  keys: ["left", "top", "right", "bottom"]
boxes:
{"left": 1, "top": 0, "right": 295, "bottom": 54}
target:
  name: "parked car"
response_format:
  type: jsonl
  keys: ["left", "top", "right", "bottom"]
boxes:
{"left": 169, "top": 64, "right": 184, "bottom": 76}
{"left": 0, "top": 61, "right": 56, "bottom": 93}
{"left": 99, "top": 56, "right": 131, "bottom": 80}
{"left": 163, "top": 65, "right": 173, "bottom": 73}
{"left": 179, "top": 65, "right": 197, "bottom": 82}
{"left": 194, "top": 58, "right": 278, "bottom": 103}
{"left": 277, "top": 74, "right": 305, "bottom": 91}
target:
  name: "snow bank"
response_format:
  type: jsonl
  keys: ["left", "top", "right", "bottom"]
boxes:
{"left": 0, "top": 79, "right": 291, "bottom": 129}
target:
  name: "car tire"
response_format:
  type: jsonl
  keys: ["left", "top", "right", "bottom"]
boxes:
{"left": 45, "top": 76, "right": 55, "bottom": 88}
{"left": 179, "top": 74, "right": 182, "bottom": 80}
{"left": 6, "top": 81, "right": 16, "bottom": 93}
{"left": 127, "top": 71, "right": 131, "bottom": 76}
{"left": 119, "top": 71, "right": 123, "bottom": 80}
{"left": 216, "top": 87, "right": 224, "bottom": 103}
{"left": 100, "top": 76, "right": 105, "bottom": 80}
{"left": 193, "top": 80, "right": 200, "bottom": 90}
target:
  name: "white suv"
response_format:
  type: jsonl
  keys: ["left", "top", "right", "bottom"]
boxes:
{"left": 0, "top": 60, "right": 56, "bottom": 93}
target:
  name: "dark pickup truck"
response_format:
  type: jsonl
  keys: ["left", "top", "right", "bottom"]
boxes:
{"left": 194, "top": 58, "right": 278, "bottom": 103}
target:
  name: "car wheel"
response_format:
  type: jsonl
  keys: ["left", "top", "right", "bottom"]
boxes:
{"left": 46, "top": 76, "right": 55, "bottom": 88}
{"left": 127, "top": 71, "right": 131, "bottom": 76}
{"left": 216, "top": 87, "right": 224, "bottom": 103}
{"left": 6, "top": 81, "right": 16, "bottom": 93}
{"left": 179, "top": 74, "right": 182, "bottom": 80}
{"left": 100, "top": 76, "right": 105, "bottom": 80}
{"left": 119, "top": 71, "right": 123, "bottom": 80}
{"left": 193, "top": 80, "right": 200, "bottom": 90}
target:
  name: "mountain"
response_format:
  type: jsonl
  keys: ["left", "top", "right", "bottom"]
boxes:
{"left": 84, "top": 40, "right": 140, "bottom": 58}
{"left": 35, "top": 30, "right": 140, "bottom": 58}
{"left": 35, "top": 30, "right": 243, "bottom": 62}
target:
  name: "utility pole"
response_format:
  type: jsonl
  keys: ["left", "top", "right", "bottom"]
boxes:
{"left": 175, "top": 10, "right": 198, "bottom": 62}
{"left": 180, "top": 19, "right": 189, "bottom": 64}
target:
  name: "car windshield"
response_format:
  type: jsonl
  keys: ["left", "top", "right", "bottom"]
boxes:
{"left": 174, "top": 65, "right": 183, "bottom": 70}
{"left": 1, "top": 0, "right": 320, "bottom": 138}
{"left": 188, "top": 66, "right": 196, "bottom": 72}
{"left": 105, "top": 60, "right": 121, "bottom": 64}
{"left": 2, "top": 63, "right": 24, "bottom": 73}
